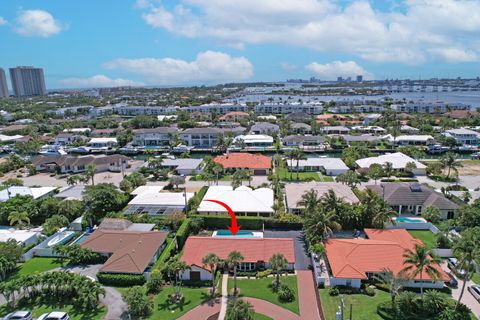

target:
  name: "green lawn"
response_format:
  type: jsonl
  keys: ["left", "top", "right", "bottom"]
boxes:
{"left": 150, "top": 286, "right": 213, "bottom": 320}
{"left": 408, "top": 230, "right": 436, "bottom": 248}
{"left": 7, "top": 257, "right": 63, "bottom": 281}
{"left": 277, "top": 167, "right": 320, "bottom": 182}
{"left": 472, "top": 272, "right": 480, "bottom": 284}
{"left": 0, "top": 299, "right": 106, "bottom": 320}
{"left": 253, "top": 313, "right": 273, "bottom": 320}
{"left": 228, "top": 276, "right": 300, "bottom": 315}
{"left": 319, "top": 289, "right": 391, "bottom": 320}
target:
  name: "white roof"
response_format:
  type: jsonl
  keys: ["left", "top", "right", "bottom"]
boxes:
{"left": 0, "top": 186, "right": 57, "bottom": 202}
{"left": 0, "top": 229, "right": 38, "bottom": 243}
{"left": 287, "top": 157, "right": 349, "bottom": 171}
{"left": 400, "top": 125, "right": 419, "bottom": 131}
{"left": 198, "top": 186, "right": 274, "bottom": 213}
{"left": 233, "top": 134, "right": 273, "bottom": 143}
{"left": 388, "top": 135, "right": 434, "bottom": 142}
{"left": 88, "top": 137, "right": 118, "bottom": 144}
{"left": 128, "top": 191, "right": 194, "bottom": 206}
{"left": 257, "top": 115, "right": 277, "bottom": 120}
{"left": 0, "top": 134, "right": 23, "bottom": 142}
{"left": 161, "top": 158, "right": 203, "bottom": 170}
{"left": 131, "top": 185, "right": 164, "bottom": 196}
{"left": 446, "top": 128, "right": 479, "bottom": 135}
{"left": 63, "top": 128, "right": 91, "bottom": 133}
{"left": 356, "top": 152, "right": 426, "bottom": 169}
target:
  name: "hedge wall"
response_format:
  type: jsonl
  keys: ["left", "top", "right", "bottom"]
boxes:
{"left": 176, "top": 218, "right": 191, "bottom": 249}
{"left": 97, "top": 272, "right": 146, "bottom": 286}
{"left": 190, "top": 215, "right": 302, "bottom": 231}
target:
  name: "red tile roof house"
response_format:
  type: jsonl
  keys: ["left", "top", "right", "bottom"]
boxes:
{"left": 213, "top": 152, "right": 272, "bottom": 175}
{"left": 81, "top": 229, "right": 168, "bottom": 275}
{"left": 323, "top": 229, "right": 448, "bottom": 289}
{"left": 179, "top": 237, "right": 295, "bottom": 281}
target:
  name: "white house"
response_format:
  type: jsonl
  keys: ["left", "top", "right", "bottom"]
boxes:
{"left": 355, "top": 152, "right": 426, "bottom": 175}
{"left": 387, "top": 134, "right": 435, "bottom": 146}
{"left": 87, "top": 137, "right": 118, "bottom": 149}
{"left": 443, "top": 128, "right": 480, "bottom": 145}
{"left": 0, "top": 186, "right": 57, "bottom": 202}
{"left": 233, "top": 134, "right": 274, "bottom": 148}
{"left": 125, "top": 189, "right": 194, "bottom": 215}
{"left": 286, "top": 157, "right": 349, "bottom": 176}
{"left": 197, "top": 186, "right": 274, "bottom": 217}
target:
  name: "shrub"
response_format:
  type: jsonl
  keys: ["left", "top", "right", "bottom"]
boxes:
{"left": 97, "top": 272, "right": 146, "bottom": 286}
{"left": 278, "top": 284, "right": 295, "bottom": 302}
{"left": 146, "top": 270, "right": 164, "bottom": 294}
{"left": 256, "top": 269, "right": 272, "bottom": 279}
{"left": 123, "top": 286, "right": 153, "bottom": 318}
{"left": 365, "top": 286, "right": 375, "bottom": 296}
{"left": 192, "top": 215, "right": 302, "bottom": 231}
{"left": 328, "top": 286, "right": 339, "bottom": 296}
{"left": 176, "top": 218, "right": 191, "bottom": 249}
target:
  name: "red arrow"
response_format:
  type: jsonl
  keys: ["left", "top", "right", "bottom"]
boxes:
{"left": 205, "top": 199, "right": 241, "bottom": 235}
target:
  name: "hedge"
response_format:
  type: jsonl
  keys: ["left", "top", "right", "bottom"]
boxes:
{"left": 154, "top": 237, "right": 176, "bottom": 270}
{"left": 176, "top": 218, "right": 191, "bottom": 249}
{"left": 97, "top": 272, "right": 146, "bottom": 286}
{"left": 191, "top": 215, "right": 302, "bottom": 231}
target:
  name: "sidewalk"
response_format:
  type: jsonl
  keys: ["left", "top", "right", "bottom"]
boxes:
{"left": 297, "top": 270, "right": 323, "bottom": 320}
{"left": 218, "top": 272, "right": 229, "bottom": 320}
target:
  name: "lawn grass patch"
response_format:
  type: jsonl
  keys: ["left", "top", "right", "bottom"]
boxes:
{"left": 319, "top": 288, "right": 390, "bottom": 320}
{"left": 228, "top": 276, "right": 300, "bottom": 315}
{"left": 408, "top": 230, "right": 436, "bottom": 248}
{"left": 277, "top": 167, "right": 320, "bottom": 182}
{"left": 150, "top": 286, "right": 213, "bottom": 320}
{"left": 472, "top": 272, "right": 480, "bottom": 284}
{"left": 0, "top": 298, "right": 106, "bottom": 320}
{"left": 7, "top": 257, "right": 63, "bottom": 281}
{"left": 253, "top": 313, "right": 273, "bottom": 320}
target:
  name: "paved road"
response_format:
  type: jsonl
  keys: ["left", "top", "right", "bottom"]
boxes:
{"left": 264, "top": 230, "right": 311, "bottom": 270}
{"left": 450, "top": 279, "right": 480, "bottom": 319}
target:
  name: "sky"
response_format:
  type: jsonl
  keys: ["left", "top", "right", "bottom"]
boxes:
{"left": 1, "top": 0, "right": 480, "bottom": 89}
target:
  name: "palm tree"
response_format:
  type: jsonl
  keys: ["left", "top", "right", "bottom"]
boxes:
{"left": 202, "top": 253, "right": 221, "bottom": 295}
{"left": 269, "top": 253, "right": 288, "bottom": 289}
{"left": 405, "top": 161, "right": 417, "bottom": 175}
{"left": 284, "top": 150, "right": 296, "bottom": 181}
{"left": 225, "top": 298, "right": 254, "bottom": 320}
{"left": 294, "top": 149, "right": 306, "bottom": 181}
{"left": 383, "top": 162, "right": 394, "bottom": 178}
{"left": 171, "top": 259, "right": 190, "bottom": 300}
{"left": 401, "top": 244, "right": 442, "bottom": 299}
{"left": 336, "top": 170, "right": 360, "bottom": 188}
{"left": 297, "top": 189, "right": 321, "bottom": 214}
{"left": 374, "top": 268, "right": 408, "bottom": 311}
{"left": 440, "top": 152, "right": 462, "bottom": 178}
{"left": 8, "top": 211, "right": 30, "bottom": 229}
{"left": 83, "top": 164, "right": 96, "bottom": 186}
{"left": 452, "top": 227, "right": 480, "bottom": 309}
{"left": 212, "top": 164, "right": 223, "bottom": 185}
{"left": 303, "top": 206, "right": 341, "bottom": 243}
{"left": 227, "top": 251, "right": 244, "bottom": 295}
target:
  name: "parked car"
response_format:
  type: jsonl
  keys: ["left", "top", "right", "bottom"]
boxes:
{"left": 446, "top": 271, "right": 458, "bottom": 288}
{"left": 2, "top": 311, "right": 32, "bottom": 320}
{"left": 37, "top": 312, "right": 69, "bottom": 320}
{"left": 468, "top": 284, "right": 480, "bottom": 302}
{"left": 447, "top": 258, "right": 467, "bottom": 276}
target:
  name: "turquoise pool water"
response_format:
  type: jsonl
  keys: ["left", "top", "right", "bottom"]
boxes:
{"left": 395, "top": 217, "right": 424, "bottom": 223}
{"left": 214, "top": 230, "right": 256, "bottom": 237}
{"left": 71, "top": 233, "right": 90, "bottom": 245}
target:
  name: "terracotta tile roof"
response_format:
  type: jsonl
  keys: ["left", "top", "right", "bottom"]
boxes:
{"left": 81, "top": 230, "right": 168, "bottom": 274}
{"left": 214, "top": 153, "right": 272, "bottom": 170}
{"left": 181, "top": 237, "right": 295, "bottom": 270}
{"left": 325, "top": 229, "right": 448, "bottom": 281}
{"left": 445, "top": 110, "right": 479, "bottom": 119}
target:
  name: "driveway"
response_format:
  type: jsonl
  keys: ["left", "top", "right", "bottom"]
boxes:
{"left": 56, "top": 264, "right": 129, "bottom": 320}
{"left": 264, "top": 230, "right": 311, "bottom": 270}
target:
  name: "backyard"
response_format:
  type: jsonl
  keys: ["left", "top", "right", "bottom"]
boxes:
{"left": 227, "top": 275, "right": 300, "bottom": 315}
{"left": 319, "top": 288, "right": 390, "bottom": 320}
{"left": 277, "top": 167, "right": 334, "bottom": 182}
{"left": 408, "top": 230, "right": 437, "bottom": 249}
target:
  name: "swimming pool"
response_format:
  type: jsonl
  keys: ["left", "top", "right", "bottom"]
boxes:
{"left": 394, "top": 217, "right": 427, "bottom": 223}
{"left": 71, "top": 232, "right": 90, "bottom": 245}
{"left": 212, "top": 230, "right": 263, "bottom": 238}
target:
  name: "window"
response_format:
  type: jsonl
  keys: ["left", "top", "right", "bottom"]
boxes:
{"left": 238, "top": 262, "right": 256, "bottom": 272}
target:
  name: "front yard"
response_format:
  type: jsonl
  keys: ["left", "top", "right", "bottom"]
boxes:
{"left": 227, "top": 275, "right": 300, "bottom": 315}
{"left": 407, "top": 230, "right": 436, "bottom": 248}
{"left": 319, "top": 288, "right": 390, "bottom": 320}
{"left": 6, "top": 257, "right": 63, "bottom": 281}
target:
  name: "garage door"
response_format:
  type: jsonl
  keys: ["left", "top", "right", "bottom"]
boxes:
{"left": 253, "top": 169, "right": 266, "bottom": 175}
{"left": 190, "top": 271, "right": 201, "bottom": 281}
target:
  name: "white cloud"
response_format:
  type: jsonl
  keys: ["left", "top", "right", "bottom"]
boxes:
{"left": 0, "top": 17, "right": 7, "bottom": 26}
{"left": 138, "top": 0, "right": 480, "bottom": 64}
{"left": 306, "top": 60, "right": 373, "bottom": 80}
{"left": 104, "top": 51, "right": 254, "bottom": 85}
{"left": 14, "top": 10, "right": 64, "bottom": 38}
{"left": 61, "top": 75, "right": 143, "bottom": 88}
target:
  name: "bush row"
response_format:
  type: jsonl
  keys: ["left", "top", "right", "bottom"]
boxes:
{"left": 176, "top": 218, "right": 191, "bottom": 249}
{"left": 97, "top": 272, "right": 146, "bottom": 286}
{"left": 191, "top": 215, "right": 302, "bottom": 230}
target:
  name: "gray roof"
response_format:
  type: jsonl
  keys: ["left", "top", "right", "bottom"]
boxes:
{"left": 367, "top": 183, "right": 459, "bottom": 210}
{"left": 341, "top": 134, "right": 386, "bottom": 143}
{"left": 291, "top": 122, "right": 312, "bottom": 130}
{"left": 251, "top": 122, "right": 280, "bottom": 131}
{"left": 161, "top": 158, "right": 203, "bottom": 171}
{"left": 98, "top": 218, "right": 155, "bottom": 232}
{"left": 133, "top": 127, "right": 177, "bottom": 134}
{"left": 54, "top": 185, "right": 85, "bottom": 201}
{"left": 282, "top": 135, "right": 326, "bottom": 144}
{"left": 285, "top": 182, "right": 359, "bottom": 210}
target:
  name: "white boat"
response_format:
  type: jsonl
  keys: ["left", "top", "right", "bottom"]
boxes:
{"left": 172, "top": 145, "right": 194, "bottom": 153}
{"left": 67, "top": 146, "right": 90, "bottom": 154}
{"left": 39, "top": 144, "right": 68, "bottom": 156}
{"left": 47, "top": 231, "right": 75, "bottom": 247}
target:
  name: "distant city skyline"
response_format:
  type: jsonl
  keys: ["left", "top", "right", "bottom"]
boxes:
{"left": 1, "top": 0, "right": 480, "bottom": 89}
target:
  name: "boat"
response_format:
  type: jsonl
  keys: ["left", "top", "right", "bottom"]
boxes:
{"left": 119, "top": 146, "right": 140, "bottom": 155}
{"left": 47, "top": 230, "right": 75, "bottom": 247}
{"left": 39, "top": 144, "right": 67, "bottom": 156}
{"left": 426, "top": 144, "right": 449, "bottom": 154}
{"left": 172, "top": 145, "right": 194, "bottom": 153}
{"left": 67, "top": 146, "right": 90, "bottom": 154}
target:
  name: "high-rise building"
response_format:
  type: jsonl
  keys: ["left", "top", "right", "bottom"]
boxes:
{"left": 9, "top": 66, "right": 46, "bottom": 97}
{"left": 356, "top": 75, "right": 363, "bottom": 82}
{"left": 0, "top": 68, "right": 8, "bottom": 98}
